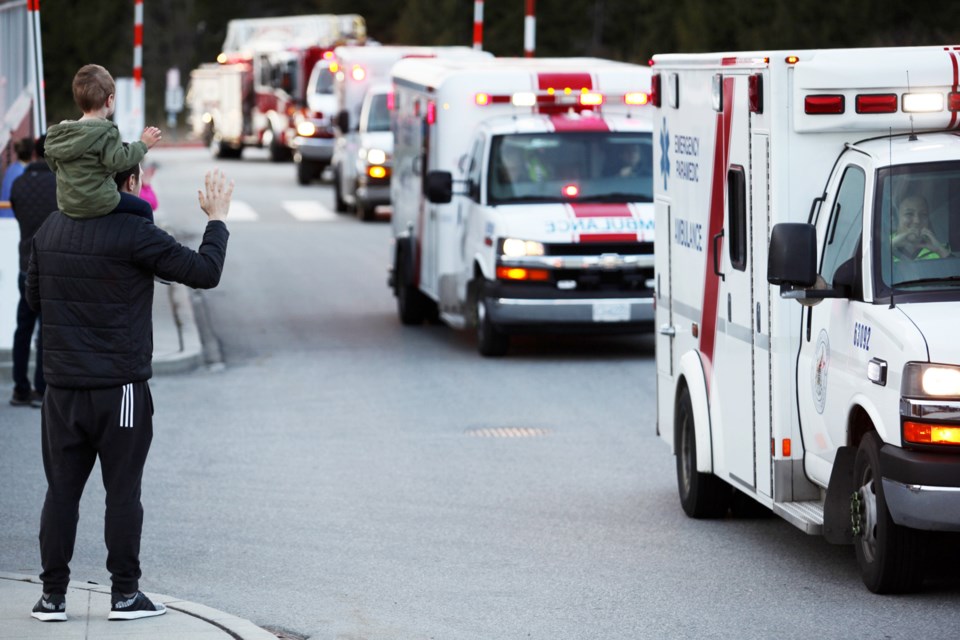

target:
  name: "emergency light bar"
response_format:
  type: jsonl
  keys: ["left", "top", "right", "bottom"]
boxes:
{"left": 473, "top": 91, "right": 649, "bottom": 110}
{"left": 351, "top": 65, "right": 366, "bottom": 81}
{"left": 806, "top": 91, "right": 960, "bottom": 115}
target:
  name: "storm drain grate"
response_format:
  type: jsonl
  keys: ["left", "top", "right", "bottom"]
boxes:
{"left": 466, "top": 427, "right": 551, "bottom": 438}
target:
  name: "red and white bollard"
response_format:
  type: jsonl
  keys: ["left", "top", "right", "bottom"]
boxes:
{"left": 133, "top": 0, "right": 143, "bottom": 87}
{"left": 473, "top": 0, "right": 484, "bottom": 51}
{"left": 27, "top": 0, "right": 46, "bottom": 133}
{"left": 524, "top": 0, "right": 536, "bottom": 58}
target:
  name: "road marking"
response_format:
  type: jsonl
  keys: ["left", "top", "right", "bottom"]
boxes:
{"left": 227, "top": 200, "right": 259, "bottom": 221}
{"left": 283, "top": 200, "right": 337, "bottom": 221}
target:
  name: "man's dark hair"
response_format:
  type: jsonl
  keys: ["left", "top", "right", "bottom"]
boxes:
{"left": 114, "top": 163, "right": 142, "bottom": 191}
{"left": 34, "top": 134, "right": 47, "bottom": 159}
{"left": 14, "top": 137, "right": 34, "bottom": 162}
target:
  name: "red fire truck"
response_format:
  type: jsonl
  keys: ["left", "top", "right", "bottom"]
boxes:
{"left": 190, "top": 14, "right": 366, "bottom": 161}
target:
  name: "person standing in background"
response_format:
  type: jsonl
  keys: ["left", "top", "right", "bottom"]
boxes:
{"left": 139, "top": 162, "right": 159, "bottom": 212}
{"left": 9, "top": 134, "right": 55, "bottom": 407}
{"left": 1, "top": 137, "right": 35, "bottom": 218}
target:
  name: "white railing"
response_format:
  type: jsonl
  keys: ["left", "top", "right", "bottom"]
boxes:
{"left": 1, "top": 0, "right": 29, "bottom": 155}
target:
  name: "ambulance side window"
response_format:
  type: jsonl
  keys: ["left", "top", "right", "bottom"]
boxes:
{"left": 467, "top": 137, "right": 484, "bottom": 202}
{"left": 821, "top": 166, "right": 865, "bottom": 287}
{"left": 727, "top": 165, "right": 747, "bottom": 271}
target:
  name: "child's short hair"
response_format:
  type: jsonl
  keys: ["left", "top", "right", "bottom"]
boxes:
{"left": 73, "top": 64, "right": 115, "bottom": 112}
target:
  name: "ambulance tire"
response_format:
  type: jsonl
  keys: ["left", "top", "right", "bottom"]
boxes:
{"left": 476, "top": 290, "right": 509, "bottom": 357}
{"left": 268, "top": 130, "right": 291, "bottom": 163}
{"left": 334, "top": 167, "right": 348, "bottom": 213}
{"left": 676, "top": 386, "right": 730, "bottom": 519}
{"left": 297, "top": 160, "right": 319, "bottom": 186}
{"left": 396, "top": 254, "right": 426, "bottom": 326}
{"left": 356, "top": 198, "right": 374, "bottom": 222}
{"left": 853, "top": 432, "right": 925, "bottom": 593}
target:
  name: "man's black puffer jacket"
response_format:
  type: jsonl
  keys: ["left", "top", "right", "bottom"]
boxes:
{"left": 26, "top": 212, "right": 229, "bottom": 389}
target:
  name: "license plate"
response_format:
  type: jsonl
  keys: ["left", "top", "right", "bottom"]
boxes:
{"left": 592, "top": 301, "right": 630, "bottom": 322}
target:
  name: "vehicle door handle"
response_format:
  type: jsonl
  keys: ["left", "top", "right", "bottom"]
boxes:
{"left": 659, "top": 325, "right": 676, "bottom": 337}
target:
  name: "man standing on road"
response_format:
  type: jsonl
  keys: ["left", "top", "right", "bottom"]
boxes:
{"left": 9, "top": 134, "right": 56, "bottom": 408}
{"left": 26, "top": 168, "right": 233, "bottom": 622}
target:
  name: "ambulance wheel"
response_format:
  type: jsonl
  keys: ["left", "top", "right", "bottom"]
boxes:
{"left": 356, "top": 198, "right": 374, "bottom": 222}
{"left": 676, "top": 386, "right": 730, "bottom": 518}
{"left": 397, "top": 256, "right": 426, "bottom": 326}
{"left": 297, "top": 160, "right": 319, "bottom": 185}
{"left": 853, "top": 432, "right": 925, "bottom": 593}
{"left": 476, "top": 295, "right": 508, "bottom": 357}
{"left": 267, "top": 130, "right": 291, "bottom": 162}
{"left": 334, "top": 167, "right": 348, "bottom": 212}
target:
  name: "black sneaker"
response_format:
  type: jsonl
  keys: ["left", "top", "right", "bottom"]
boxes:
{"left": 10, "top": 389, "right": 32, "bottom": 406}
{"left": 108, "top": 591, "right": 167, "bottom": 620}
{"left": 31, "top": 593, "right": 67, "bottom": 621}
{"left": 30, "top": 390, "right": 44, "bottom": 408}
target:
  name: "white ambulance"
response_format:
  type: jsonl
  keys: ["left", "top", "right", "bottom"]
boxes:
{"left": 328, "top": 45, "right": 489, "bottom": 220}
{"left": 653, "top": 46, "right": 960, "bottom": 592}
{"left": 390, "top": 57, "right": 654, "bottom": 356}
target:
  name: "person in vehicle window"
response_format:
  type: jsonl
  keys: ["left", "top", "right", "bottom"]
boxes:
{"left": 616, "top": 144, "right": 647, "bottom": 177}
{"left": 891, "top": 194, "right": 950, "bottom": 260}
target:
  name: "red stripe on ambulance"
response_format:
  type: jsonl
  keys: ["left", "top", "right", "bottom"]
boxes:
{"left": 569, "top": 203, "right": 632, "bottom": 218}
{"left": 948, "top": 47, "right": 960, "bottom": 129}
{"left": 578, "top": 233, "right": 638, "bottom": 243}
{"left": 699, "top": 77, "right": 736, "bottom": 385}
{"left": 549, "top": 115, "right": 609, "bottom": 132}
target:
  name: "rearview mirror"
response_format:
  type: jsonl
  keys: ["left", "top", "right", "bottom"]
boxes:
{"left": 768, "top": 223, "right": 817, "bottom": 287}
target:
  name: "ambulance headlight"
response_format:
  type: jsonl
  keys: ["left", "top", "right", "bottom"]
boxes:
{"left": 902, "top": 362, "right": 960, "bottom": 399}
{"left": 501, "top": 238, "right": 545, "bottom": 258}
{"left": 296, "top": 121, "right": 317, "bottom": 137}
{"left": 365, "top": 148, "right": 387, "bottom": 165}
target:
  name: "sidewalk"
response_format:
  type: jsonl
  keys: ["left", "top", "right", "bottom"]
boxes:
{"left": 0, "top": 572, "right": 277, "bottom": 639}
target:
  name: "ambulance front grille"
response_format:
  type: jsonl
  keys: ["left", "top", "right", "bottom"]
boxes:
{"left": 545, "top": 241, "right": 653, "bottom": 256}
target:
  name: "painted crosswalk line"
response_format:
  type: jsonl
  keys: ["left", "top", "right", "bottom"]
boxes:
{"left": 282, "top": 200, "right": 337, "bottom": 221}
{"left": 227, "top": 200, "right": 259, "bottom": 221}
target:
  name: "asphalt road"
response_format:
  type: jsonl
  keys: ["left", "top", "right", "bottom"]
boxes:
{"left": 2, "top": 147, "right": 959, "bottom": 640}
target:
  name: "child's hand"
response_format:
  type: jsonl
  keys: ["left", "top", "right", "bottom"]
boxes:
{"left": 141, "top": 126, "right": 162, "bottom": 148}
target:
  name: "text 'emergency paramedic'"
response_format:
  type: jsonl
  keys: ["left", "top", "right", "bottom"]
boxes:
{"left": 674, "top": 134, "right": 700, "bottom": 183}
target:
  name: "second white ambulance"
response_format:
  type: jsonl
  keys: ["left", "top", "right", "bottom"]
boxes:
{"left": 390, "top": 56, "right": 654, "bottom": 356}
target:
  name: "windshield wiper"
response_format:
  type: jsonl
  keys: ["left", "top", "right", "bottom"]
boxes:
{"left": 893, "top": 276, "right": 960, "bottom": 288}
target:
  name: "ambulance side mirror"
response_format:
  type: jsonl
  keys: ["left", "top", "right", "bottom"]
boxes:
{"left": 768, "top": 223, "right": 817, "bottom": 287}
{"left": 425, "top": 170, "right": 453, "bottom": 204}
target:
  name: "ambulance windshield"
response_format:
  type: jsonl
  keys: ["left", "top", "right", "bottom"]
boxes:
{"left": 488, "top": 132, "right": 652, "bottom": 205}
{"left": 363, "top": 93, "right": 391, "bottom": 132}
{"left": 309, "top": 62, "right": 335, "bottom": 96}
{"left": 875, "top": 162, "right": 960, "bottom": 294}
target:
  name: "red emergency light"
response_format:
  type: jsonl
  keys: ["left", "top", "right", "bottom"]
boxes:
{"left": 426, "top": 101, "right": 437, "bottom": 125}
{"left": 856, "top": 94, "right": 898, "bottom": 114}
{"left": 748, "top": 74, "right": 763, "bottom": 114}
{"left": 562, "top": 184, "right": 580, "bottom": 198}
{"left": 651, "top": 73, "right": 662, "bottom": 108}
{"left": 387, "top": 92, "right": 396, "bottom": 111}
{"left": 949, "top": 92, "right": 960, "bottom": 112}
{"left": 804, "top": 94, "right": 845, "bottom": 115}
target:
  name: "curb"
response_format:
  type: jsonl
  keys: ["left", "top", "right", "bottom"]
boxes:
{"left": 0, "top": 572, "right": 277, "bottom": 639}
{"left": 152, "top": 282, "right": 205, "bottom": 376}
